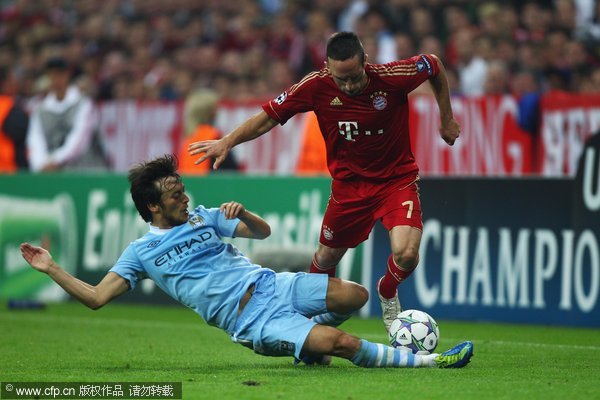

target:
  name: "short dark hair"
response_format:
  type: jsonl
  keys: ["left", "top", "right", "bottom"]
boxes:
{"left": 128, "top": 155, "right": 181, "bottom": 222}
{"left": 326, "top": 32, "right": 365, "bottom": 63}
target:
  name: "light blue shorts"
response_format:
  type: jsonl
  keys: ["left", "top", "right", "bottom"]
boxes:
{"left": 231, "top": 272, "right": 329, "bottom": 359}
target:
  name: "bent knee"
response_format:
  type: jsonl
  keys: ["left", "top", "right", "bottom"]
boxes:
{"left": 354, "top": 284, "right": 369, "bottom": 307}
{"left": 343, "top": 281, "right": 369, "bottom": 309}
{"left": 327, "top": 279, "right": 369, "bottom": 312}
{"left": 392, "top": 249, "right": 420, "bottom": 270}
{"left": 316, "top": 245, "right": 346, "bottom": 267}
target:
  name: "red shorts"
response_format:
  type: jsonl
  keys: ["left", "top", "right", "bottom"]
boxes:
{"left": 319, "top": 178, "right": 423, "bottom": 248}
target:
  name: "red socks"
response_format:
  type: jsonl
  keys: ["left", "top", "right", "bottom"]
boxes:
{"left": 309, "top": 254, "right": 337, "bottom": 278}
{"left": 378, "top": 255, "right": 413, "bottom": 299}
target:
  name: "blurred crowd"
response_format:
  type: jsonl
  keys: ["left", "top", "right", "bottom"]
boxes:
{"left": 1, "top": 0, "right": 600, "bottom": 103}
{"left": 1, "top": 0, "right": 600, "bottom": 173}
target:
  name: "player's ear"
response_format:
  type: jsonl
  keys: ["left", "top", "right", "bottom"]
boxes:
{"left": 147, "top": 202, "right": 160, "bottom": 214}
{"left": 363, "top": 53, "right": 368, "bottom": 64}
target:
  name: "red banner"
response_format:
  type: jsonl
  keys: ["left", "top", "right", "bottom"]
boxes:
{"left": 96, "top": 101, "right": 183, "bottom": 171}
{"left": 537, "top": 92, "right": 600, "bottom": 176}
{"left": 89, "top": 94, "right": 600, "bottom": 176}
{"left": 409, "top": 95, "right": 533, "bottom": 176}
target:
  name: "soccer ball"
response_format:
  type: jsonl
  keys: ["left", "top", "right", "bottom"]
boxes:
{"left": 388, "top": 309, "right": 440, "bottom": 355}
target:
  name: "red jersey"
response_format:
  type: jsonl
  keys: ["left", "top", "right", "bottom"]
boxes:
{"left": 262, "top": 55, "right": 439, "bottom": 182}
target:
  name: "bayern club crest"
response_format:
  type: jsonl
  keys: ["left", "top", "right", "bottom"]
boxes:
{"left": 322, "top": 226, "right": 334, "bottom": 241}
{"left": 371, "top": 91, "right": 388, "bottom": 110}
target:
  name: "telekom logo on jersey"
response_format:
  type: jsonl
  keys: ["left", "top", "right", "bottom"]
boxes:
{"left": 338, "top": 121, "right": 384, "bottom": 141}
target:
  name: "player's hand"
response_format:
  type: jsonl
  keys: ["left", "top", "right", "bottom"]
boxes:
{"left": 187, "top": 139, "right": 231, "bottom": 170}
{"left": 20, "top": 243, "right": 54, "bottom": 274}
{"left": 220, "top": 201, "right": 246, "bottom": 219}
{"left": 440, "top": 118, "right": 460, "bottom": 146}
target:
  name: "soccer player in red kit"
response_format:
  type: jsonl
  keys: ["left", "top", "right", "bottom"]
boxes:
{"left": 188, "top": 32, "right": 460, "bottom": 338}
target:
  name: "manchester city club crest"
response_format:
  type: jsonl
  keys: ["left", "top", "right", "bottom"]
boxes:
{"left": 188, "top": 214, "right": 205, "bottom": 228}
{"left": 370, "top": 91, "right": 388, "bottom": 110}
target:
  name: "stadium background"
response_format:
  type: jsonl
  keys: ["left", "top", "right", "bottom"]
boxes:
{"left": 1, "top": 0, "right": 599, "bottom": 332}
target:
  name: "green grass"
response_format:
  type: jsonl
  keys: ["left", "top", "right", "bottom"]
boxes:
{"left": 0, "top": 302, "right": 598, "bottom": 400}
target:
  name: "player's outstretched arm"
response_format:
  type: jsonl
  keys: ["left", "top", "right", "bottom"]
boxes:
{"left": 187, "top": 110, "right": 278, "bottom": 170}
{"left": 428, "top": 54, "right": 460, "bottom": 146}
{"left": 20, "top": 243, "right": 129, "bottom": 310}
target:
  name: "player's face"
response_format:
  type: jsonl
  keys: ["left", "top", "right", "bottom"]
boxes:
{"left": 154, "top": 177, "right": 190, "bottom": 228}
{"left": 327, "top": 54, "right": 368, "bottom": 96}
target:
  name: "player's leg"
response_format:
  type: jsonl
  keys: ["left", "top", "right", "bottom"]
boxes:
{"left": 301, "top": 324, "right": 473, "bottom": 368}
{"left": 311, "top": 276, "right": 368, "bottom": 326}
{"left": 311, "top": 180, "right": 374, "bottom": 278}
{"left": 325, "top": 276, "right": 368, "bottom": 314}
{"left": 310, "top": 180, "right": 376, "bottom": 332}
{"left": 292, "top": 274, "right": 367, "bottom": 365}
{"left": 386, "top": 225, "right": 422, "bottom": 291}
{"left": 269, "top": 272, "right": 472, "bottom": 368}
{"left": 309, "top": 191, "right": 373, "bottom": 328}
{"left": 376, "top": 182, "right": 423, "bottom": 331}
{"left": 377, "top": 226, "right": 422, "bottom": 330}
{"left": 310, "top": 243, "right": 346, "bottom": 277}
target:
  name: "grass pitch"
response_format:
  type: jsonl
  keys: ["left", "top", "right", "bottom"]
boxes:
{"left": 1, "top": 302, "right": 598, "bottom": 400}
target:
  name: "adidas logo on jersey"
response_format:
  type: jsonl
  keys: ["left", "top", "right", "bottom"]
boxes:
{"left": 330, "top": 97, "right": 343, "bottom": 106}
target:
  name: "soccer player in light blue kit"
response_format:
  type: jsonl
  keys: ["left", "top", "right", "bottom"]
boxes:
{"left": 20, "top": 155, "right": 473, "bottom": 368}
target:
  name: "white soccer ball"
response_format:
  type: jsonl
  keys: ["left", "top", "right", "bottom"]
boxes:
{"left": 388, "top": 309, "right": 440, "bottom": 355}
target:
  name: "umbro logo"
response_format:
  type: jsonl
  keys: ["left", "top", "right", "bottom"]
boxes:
{"left": 147, "top": 240, "right": 161, "bottom": 249}
{"left": 330, "top": 97, "right": 343, "bottom": 106}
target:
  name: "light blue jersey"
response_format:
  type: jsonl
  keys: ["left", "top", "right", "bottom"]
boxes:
{"left": 110, "top": 205, "right": 274, "bottom": 334}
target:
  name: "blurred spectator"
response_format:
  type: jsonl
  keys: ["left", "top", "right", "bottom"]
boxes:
{"left": 26, "top": 57, "right": 107, "bottom": 172}
{"left": 96, "top": 50, "right": 129, "bottom": 100}
{"left": 295, "top": 111, "right": 329, "bottom": 176}
{"left": 576, "top": 66, "right": 600, "bottom": 93}
{"left": 513, "top": 68, "right": 542, "bottom": 134}
{"left": 0, "top": 96, "right": 29, "bottom": 171}
{"left": 409, "top": 7, "right": 437, "bottom": 44}
{"left": 483, "top": 60, "right": 511, "bottom": 95}
{"left": 474, "top": 34, "right": 495, "bottom": 62}
{"left": 520, "top": 1, "right": 552, "bottom": 43}
{"left": 517, "top": 42, "right": 546, "bottom": 74}
{"left": 477, "top": 2, "right": 502, "bottom": 39}
{"left": 338, "top": 0, "right": 369, "bottom": 32}
{"left": 0, "top": 94, "right": 19, "bottom": 172}
{"left": 0, "top": 0, "right": 598, "bottom": 106}
{"left": 564, "top": 39, "right": 593, "bottom": 91}
{"left": 545, "top": 67, "right": 571, "bottom": 92}
{"left": 298, "top": 10, "right": 335, "bottom": 74}
{"left": 499, "top": 3, "right": 529, "bottom": 42}
{"left": 512, "top": 69, "right": 541, "bottom": 98}
{"left": 554, "top": 0, "right": 578, "bottom": 31}
{"left": 443, "top": 5, "right": 473, "bottom": 67}
{"left": 0, "top": 66, "right": 28, "bottom": 171}
{"left": 418, "top": 35, "right": 444, "bottom": 60}
{"left": 575, "top": 0, "right": 600, "bottom": 42}
{"left": 358, "top": 7, "right": 397, "bottom": 63}
{"left": 394, "top": 33, "right": 416, "bottom": 61}
{"left": 447, "top": 67, "right": 462, "bottom": 97}
{"left": 453, "top": 28, "right": 488, "bottom": 96}
{"left": 178, "top": 88, "right": 238, "bottom": 174}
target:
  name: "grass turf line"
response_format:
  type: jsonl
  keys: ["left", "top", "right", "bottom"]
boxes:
{"left": 0, "top": 302, "right": 598, "bottom": 400}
